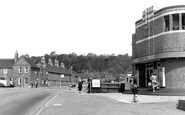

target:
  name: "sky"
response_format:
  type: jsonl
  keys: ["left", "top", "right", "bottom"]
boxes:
{"left": 0, "top": 0, "right": 185, "bottom": 58}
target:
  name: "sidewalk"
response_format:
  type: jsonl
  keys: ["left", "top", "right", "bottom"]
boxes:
{"left": 93, "top": 93, "right": 185, "bottom": 104}
{"left": 71, "top": 87, "right": 185, "bottom": 104}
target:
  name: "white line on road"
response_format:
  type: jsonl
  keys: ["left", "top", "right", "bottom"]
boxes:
{"left": 117, "top": 100, "right": 133, "bottom": 103}
{"left": 45, "top": 93, "right": 59, "bottom": 107}
{"left": 36, "top": 93, "right": 60, "bottom": 115}
{"left": 36, "top": 107, "right": 44, "bottom": 115}
{"left": 53, "top": 103, "right": 62, "bottom": 106}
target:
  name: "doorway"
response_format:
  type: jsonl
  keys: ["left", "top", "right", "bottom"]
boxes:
{"left": 145, "top": 64, "right": 154, "bottom": 87}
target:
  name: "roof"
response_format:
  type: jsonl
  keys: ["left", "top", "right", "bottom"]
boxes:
{"left": 41, "top": 64, "right": 71, "bottom": 75}
{"left": 71, "top": 70, "right": 79, "bottom": 77}
{"left": 0, "top": 59, "right": 14, "bottom": 69}
{"left": 23, "top": 56, "right": 40, "bottom": 69}
{"left": 154, "top": 5, "right": 185, "bottom": 15}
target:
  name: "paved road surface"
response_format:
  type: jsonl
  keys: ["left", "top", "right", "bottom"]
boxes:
{"left": 0, "top": 87, "right": 58, "bottom": 115}
{"left": 0, "top": 87, "right": 184, "bottom": 115}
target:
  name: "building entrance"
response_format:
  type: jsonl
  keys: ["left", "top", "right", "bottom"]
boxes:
{"left": 145, "top": 64, "right": 154, "bottom": 87}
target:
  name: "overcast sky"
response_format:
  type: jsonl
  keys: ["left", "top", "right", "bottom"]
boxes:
{"left": 0, "top": 0, "right": 185, "bottom": 58}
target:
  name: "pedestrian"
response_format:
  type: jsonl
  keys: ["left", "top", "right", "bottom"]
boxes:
{"left": 132, "top": 84, "right": 138, "bottom": 103}
{"left": 78, "top": 81, "right": 83, "bottom": 94}
{"left": 150, "top": 74, "right": 159, "bottom": 92}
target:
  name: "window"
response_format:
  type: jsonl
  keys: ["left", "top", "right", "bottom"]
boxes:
{"left": 19, "top": 67, "right": 23, "bottom": 73}
{"left": 0, "top": 77, "right": 5, "bottom": 80}
{"left": 145, "top": 25, "right": 149, "bottom": 37}
{"left": 18, "top": 78, "right": 22, "bottom": 84}
{"left": 182, "top": 13, "right": 185, "bottom": 30}
{"left": 3, "top": 69, "right": 8, "bottom": 74}
{"left": 24, "top": 67, "right": 29, "bottom": 73}
{"left": 25, "top": 78, "right": 28, "bottom": 83}
{"left": 40, "top": 70, "right": 43, "bottom": 75}
{"left": 172, "top": 14, "right": 179, "bottom": 30}
{"left": 164, "top": 15, "right": 170, "bottom": 31}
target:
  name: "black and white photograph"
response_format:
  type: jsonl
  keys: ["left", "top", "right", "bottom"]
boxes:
{"left": 1, "top": 0, "right": 185, "bottom": 115}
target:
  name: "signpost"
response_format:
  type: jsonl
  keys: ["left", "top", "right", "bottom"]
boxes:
{"left": 92, "top": 79, "right": 100, "bottom": 88}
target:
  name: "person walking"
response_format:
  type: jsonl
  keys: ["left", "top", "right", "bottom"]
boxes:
{"left": 132, "top": 83, "right": 138, "bottom": 103}
{"left": 78, "top": 81, "right": 83, "bottom": 94}
{"left": 150, "top": 74, "right": 159, "bottom": 92}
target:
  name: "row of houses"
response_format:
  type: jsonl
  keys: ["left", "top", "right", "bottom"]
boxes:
{"left": 0, "top": 51, "right": 79, "bottom": 87}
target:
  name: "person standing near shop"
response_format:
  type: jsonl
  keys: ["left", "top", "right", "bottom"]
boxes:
{"left": 132, "top": 83, "right": 138, "bottom": 103}
{"left": 150, "top": 74, "right": 159, "bottom": 92}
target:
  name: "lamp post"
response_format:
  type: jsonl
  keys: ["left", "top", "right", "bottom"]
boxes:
{"left": 60, "top": 74, "right": 64, "bottom": 94}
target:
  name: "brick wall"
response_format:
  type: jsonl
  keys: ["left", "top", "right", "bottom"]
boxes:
{"left": 155, "top": 33, "right": 185, "bottom": 53}
{"left": 162, "top": 58, "right": 185, "bottom": 88}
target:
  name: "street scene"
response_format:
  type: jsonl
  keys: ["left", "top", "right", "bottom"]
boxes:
{"left": 1, "top": 0, "right": 185, "bottom": 115}
{"left": 0, "top": 86, "right": 185, "bottom": 115}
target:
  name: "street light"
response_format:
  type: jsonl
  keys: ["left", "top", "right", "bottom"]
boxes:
{"left": 60, "top": 74, "right": 64, "bottom": 94}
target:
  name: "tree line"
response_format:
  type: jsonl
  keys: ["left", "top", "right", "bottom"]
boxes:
{"left": 30, "top": 52, "right": 132, "bottom": 75}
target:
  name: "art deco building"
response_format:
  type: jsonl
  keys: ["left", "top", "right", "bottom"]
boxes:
{"left": 132, "top": 5, "right": 185, "bottom": 88}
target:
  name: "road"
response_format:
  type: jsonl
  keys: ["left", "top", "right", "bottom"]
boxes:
{"left": 0, "top": 87, "right": 58, "bottom": 115}
{"left": 0, "top": 87, "right": 184, "bottom": 115}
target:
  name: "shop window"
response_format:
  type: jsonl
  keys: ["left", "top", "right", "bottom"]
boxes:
{"left": 164, "top": 15, "right": 170, "bottom": 31}
{"left": 19, "top": 67, "right": 23, "bottom": 73}
{"left": 182, "top": 13, "right": 185, "bottom": 30}
{"left": 0, "top": 77, "right": 5, "bottom": 80}
{"left": 172, "top": 14, "right": 179, "bottom": 30}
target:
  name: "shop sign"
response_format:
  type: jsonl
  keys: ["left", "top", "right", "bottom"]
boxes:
{"left": 138, "top": 57, "right": 149, "bottom": 62}
{"left": 133, "top": 55, "right": 156, "bottom": 63}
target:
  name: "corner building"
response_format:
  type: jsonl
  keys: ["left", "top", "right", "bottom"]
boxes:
{"left": 132, "top": 5, "right": 185, "bottom": 88}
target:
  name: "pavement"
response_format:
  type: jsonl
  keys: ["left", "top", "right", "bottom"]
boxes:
{"left": 1, "top": 86, "right": 185, "bottom": 104}
{"left": 70, "top": 87, "right": 185, "bottom": 104}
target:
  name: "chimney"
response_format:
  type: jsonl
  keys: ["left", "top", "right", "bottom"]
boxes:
{"left": 48, "top": 58, "right": 53, "bottom": 66}
{"left": 41, "top": 56, "right": 46, "bottom": 64}
{"left": 25, "top": 54, "right": 29, "bottom": 58}
{"left": 55, "top": 59, "right": 59, "bottom": 67}
{"left": 60, "top": 62, "right": 65, "bottom": 68}
{"left": 14, "top": 50, "right": 19, "bottom": 63}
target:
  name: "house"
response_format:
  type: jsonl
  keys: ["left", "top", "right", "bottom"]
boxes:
{"left": 0, "top": 59, "right": 15, "bottom": 86}
{"left": 0, "top": 51, "right": 79, "bottom": 88}
{"left": 38, "top": 56, "right": 73, "bottom": 87}
{"left": 13, "top": 55, "right": 40, "bottom": 87}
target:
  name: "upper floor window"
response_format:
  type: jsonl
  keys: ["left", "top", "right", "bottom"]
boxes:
{"left": 24, "top": 67, "right": 29, "bottom": 73}
{"left": 145, "top": 25, "right": 149, "bottom": 37}
{"left": 172, "top": 14, "right": 179, "bottom": 30}
{"left": 19, "top": 67, "right": 23, "bottom": 73}
{"left": 164, "top": 15, "right": 170, "bottom": 31}
{"left": 182, "top": 13, "right": 185, "bottom": 30}
{"left": 3, "top": 69, "right": 8, "bottom": 74}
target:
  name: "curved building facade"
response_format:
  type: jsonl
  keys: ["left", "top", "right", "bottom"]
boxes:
{"left": 132, "top": 5, "right": 185, "bottom": 88}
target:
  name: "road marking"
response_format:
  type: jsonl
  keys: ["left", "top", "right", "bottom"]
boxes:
{"left": 117, "top": 100, "right": 133, "bottom": 103}
{"left": 36, "top": 93, "right": 60, "bottom": 115}
{"left": 36, "top": 107, "right": 44, "bottom": 115}
{"left": 53, "top": 103, "right": 62, "bottom": 106}
{"left": 45, "top": 93, "right": 59, "bottom": 107}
